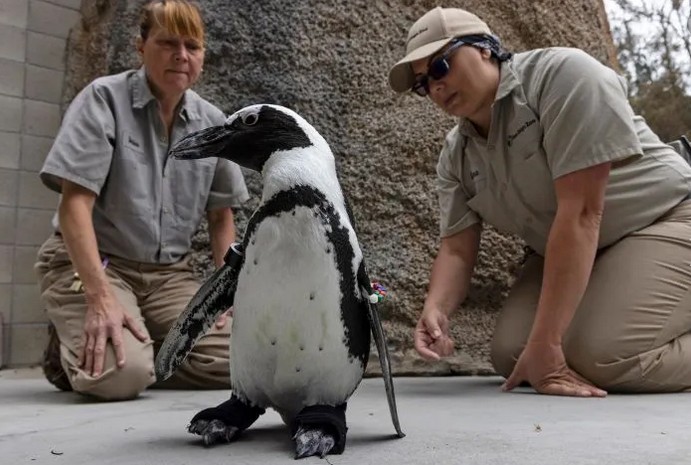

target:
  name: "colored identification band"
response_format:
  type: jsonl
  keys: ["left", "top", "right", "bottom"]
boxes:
{"left": 369, "top": 281, "right": 388, "bottom": 304}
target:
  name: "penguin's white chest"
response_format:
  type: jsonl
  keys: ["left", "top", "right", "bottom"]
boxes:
{"left": 229, "top": 205, "right": 365, "bottom": 417}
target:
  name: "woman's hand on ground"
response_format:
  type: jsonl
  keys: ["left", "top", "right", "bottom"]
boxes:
{"left": 502, "top": 341, "right": 607, "bottom": 397}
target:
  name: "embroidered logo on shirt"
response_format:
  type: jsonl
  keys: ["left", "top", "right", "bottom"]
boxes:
{"left": 507, "top": 119, "right": 537, "bottom": 147}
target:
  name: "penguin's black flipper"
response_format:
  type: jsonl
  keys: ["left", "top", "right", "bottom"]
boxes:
{"left": 358, "top": 264, "right": 405, "bottom": 439}
{"left": 155, "top": 243, "right": 244, "bottom": 381}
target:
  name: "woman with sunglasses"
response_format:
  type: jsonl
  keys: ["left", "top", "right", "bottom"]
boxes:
{"left": 389, "top": 7, "right": 691, "bottom": 396}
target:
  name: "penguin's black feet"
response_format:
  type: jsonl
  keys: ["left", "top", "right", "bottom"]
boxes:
{"left": 291, "top": 404, "right": 347, "bottom": 459}
{"left": 187, "top": 394, "right": 265, "bottom": 447}
{"left": 293, "top": 426, "right": 336, "bottom": 459}
{"left": 188, "top": 419, "right": 240, "bottom": 446}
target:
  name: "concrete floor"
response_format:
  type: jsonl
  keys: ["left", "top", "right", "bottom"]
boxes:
{"left": 0, "top": 368, "right": 689, "bottom": 464}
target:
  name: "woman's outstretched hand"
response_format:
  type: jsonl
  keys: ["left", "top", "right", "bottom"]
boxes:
{"left": 414, "top": 308, "right": 455, "bottom": 360}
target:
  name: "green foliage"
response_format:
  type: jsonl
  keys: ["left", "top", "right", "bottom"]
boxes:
{"left": 607, "top": 0, "right": 691, "bottom": 141}
{"left": 631, "top": 75, "right": 691, "bottom": 141}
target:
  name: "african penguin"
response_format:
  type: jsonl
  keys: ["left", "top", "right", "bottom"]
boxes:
{"left": 155, "top": 104, "right": 404, "bottom": 459}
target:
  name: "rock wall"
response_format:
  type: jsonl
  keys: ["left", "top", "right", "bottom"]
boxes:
{"left": 65, "top": 0, "right": 616, "bottom": 375}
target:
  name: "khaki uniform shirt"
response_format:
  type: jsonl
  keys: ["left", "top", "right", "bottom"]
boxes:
{"left": 40, "top": 67, "right": 249, "bottom": 264}
{"left": 437, "top": 47, "right": 691, "bottom": 255}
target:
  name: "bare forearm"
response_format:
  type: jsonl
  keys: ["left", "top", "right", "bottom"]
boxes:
{"left": 530, "top": 215, "right": 600, "bottom": 344}
{"left": 426, "top": 249, "right": 472, "bottom": 315}
{"left": 58, "top": 196, "right": 110, "bottom": 303}
{"left": 207, "top": 208, "right": 236, "bottom": 268}
{"left": 424, "top": 226, "right": 480, "bottom": 316}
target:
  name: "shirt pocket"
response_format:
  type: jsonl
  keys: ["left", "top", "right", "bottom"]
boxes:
{"left": 507, "top": 116, "right": 555, "bottom": 217}
{"left": 107, "top": 131, "right": 153, "bottom": 215}
{"left": 171, "top": 157, "right": 216, "bottom": 223}
{"left": 510, "top": 145, "right": 557, "bottom": 218}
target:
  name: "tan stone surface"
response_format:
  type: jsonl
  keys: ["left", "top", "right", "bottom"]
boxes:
{"left": 64, "top": 0, "right": 616, "bottom": 375}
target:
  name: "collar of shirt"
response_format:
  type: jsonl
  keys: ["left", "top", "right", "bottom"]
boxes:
{"left": 129, "top": 66, "right": 201, "bottom": 122}
{"left": 456, "top": 59, "right": 522, "bottom": 139}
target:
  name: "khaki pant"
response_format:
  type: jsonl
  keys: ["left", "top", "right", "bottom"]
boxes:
{"left": 35, "top": 233, "right": 230, "bottom": 401}
{"left": 491, "top": 200, "right": 691, "bottom": 393}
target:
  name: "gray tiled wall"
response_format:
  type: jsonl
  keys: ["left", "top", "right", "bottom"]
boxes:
{"left": 0, "top": 0, "right": 82, "bottom": 367}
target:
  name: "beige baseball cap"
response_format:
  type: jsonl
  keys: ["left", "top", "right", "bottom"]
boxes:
{"left": 388, "top": 7, "right": 492, "bottom": 93}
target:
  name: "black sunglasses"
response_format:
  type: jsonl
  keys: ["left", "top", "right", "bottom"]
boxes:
{"left": 411, "top": 40, "right": 466, "bottom": 97}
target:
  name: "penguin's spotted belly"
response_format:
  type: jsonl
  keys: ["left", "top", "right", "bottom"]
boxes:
{"left": 230, "top": 207, "right": 365, "bottom": 417}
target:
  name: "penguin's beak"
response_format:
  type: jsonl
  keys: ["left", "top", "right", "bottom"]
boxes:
{"left": 169, "top": 125, "right": 232, "bottom": 160}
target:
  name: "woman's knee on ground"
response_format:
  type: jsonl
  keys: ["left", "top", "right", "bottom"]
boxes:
{"left": 70, "top": 355, "right": 156, "bottom": 401}
{"left": 489, "top": 330, "right": 524, "bottom": 378}
{"left": 563, "top": 337, "right": 636, "bottom": 390}
{"left": 490, "top": 257, "right": 541, "bottom": 378}
{"left": 565, "top": 336, "right": 691, "bottom": 393}
{"left": 164, "top": 336, "right": 230, "bottom": 389}
{"left": 177, "top": 349, "right": 229, "bottom": 383}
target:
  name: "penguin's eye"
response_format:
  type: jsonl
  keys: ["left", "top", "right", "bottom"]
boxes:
{"left": 242, "top": 113, "right": 259, "bottom": 126}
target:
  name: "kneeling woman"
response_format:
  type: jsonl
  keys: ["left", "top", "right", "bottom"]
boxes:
{"left": 390, "top": 6, "right": 691, "bottom": 396}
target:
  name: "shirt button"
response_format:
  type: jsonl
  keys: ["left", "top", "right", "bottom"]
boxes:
{"left": 161, "top": 241, "right": 168, "bottom": 247}
{"left": 163, "top": 207, "right": 169, "bottom": 214}
{"left": 488, "top": 144, "right": 495, "bottom": 150}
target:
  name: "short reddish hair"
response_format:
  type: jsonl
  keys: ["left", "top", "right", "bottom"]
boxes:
{"left": 139, "top": 0, "right": 205, "bottom": 46}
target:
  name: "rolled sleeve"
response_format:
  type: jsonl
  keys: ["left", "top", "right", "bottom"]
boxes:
{"left": 535, "top": 49, "right": 642, "bottom": 179}
{"left": 40, "top": 83, "right": 115, "bottom": 194}
{"left": 206, "top": 159, "right": 250, "bottom": 210}
{"left": 437, "top": 131, "right": 480, "bottom": 237}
